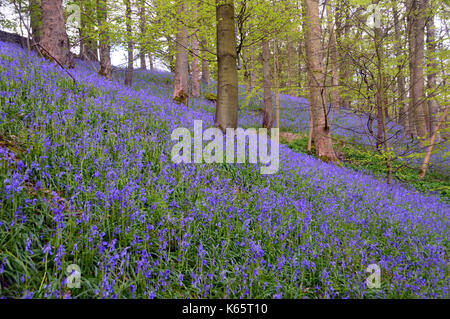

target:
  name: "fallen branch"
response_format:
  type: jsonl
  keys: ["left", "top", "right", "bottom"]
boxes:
{"left": 419, "top": 106, "right": 449, "bottom": 179}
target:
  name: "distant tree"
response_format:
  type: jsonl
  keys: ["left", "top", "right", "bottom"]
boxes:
{"left": 139, "top": 0, "right": 147, "bottom": 69}
{"left": 124, "top": 0, "right": 133, "bottom": 86}
{"left": 200, "top": 38, "right": 210, "bottom": 86}
{"left": 29, "top": 0, "right": 42, "bottom": 44}
{"left": 408, "top": 0, "right": 428, "bottom": 138}
{"left": 173, "top": 1, "right": 189, "bottom": 104}
{"left": 191, "top": 2, "right": 201, "bottom": 98}
{"left": 96, "top": 0, "right": 112, "bottom": 80}
{"left": 303, "top": 0, "right": 337, "bottom": 161}
{"left": 261, "top": 37, "right": 273, "bottom": 129}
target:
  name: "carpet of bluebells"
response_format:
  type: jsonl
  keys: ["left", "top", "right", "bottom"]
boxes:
{"left": 0, "top": 41, "right": 449, "bottom": 299}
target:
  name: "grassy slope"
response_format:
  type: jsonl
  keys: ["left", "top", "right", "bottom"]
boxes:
{"left": 0, "top": 43, "right": 449, "bottom": 299}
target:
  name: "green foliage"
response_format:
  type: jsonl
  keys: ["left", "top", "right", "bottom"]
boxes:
{"left": 203, "top": 92, "right": 217, "bottom": 102}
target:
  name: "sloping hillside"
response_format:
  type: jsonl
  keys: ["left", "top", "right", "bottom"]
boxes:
{"left": 0, "top": 41, "right": 448, "bottom": 298}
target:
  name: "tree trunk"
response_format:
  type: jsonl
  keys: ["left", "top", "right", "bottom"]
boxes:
{"left": 191, "top": 7, "right": 200, "bottom": 98}
{"left": 29, "top": 0, "right": 42, "bottom": 45}
{"left": 40, "top": 0, "right": 72, "bottom": 67}
{"left": 426, "top": 8, "right": 439, "bottom": 140}
{"left": 215, "top": 0, "right": 239, "bottom": 130}
{"left": 373, "top": 1, "right": 393, "bottom": 183}
{"left": 124, "top": 0, "right": 133, "bottom": 86}
{"left": 148, "top": 52, "right": 154, "bottom": 70}
{"left": 408, "top": 0, "right": 428, "bottom": 138}
{"left": 274, "top": 41, "right": 280, "bottom": 129}
{"left": 200, "top": 39, "right": 210, "bottom": 86}
{"left": 287, "top": 38, "right": 295, "bottom": 96}
{"left": 393, "top": 3, "right": 407, "bottom": 128}
{"left": 262, "top": 38, "right": 273, "bottom": 130}
{"left": 335, "top": 5, "right": 350, "bottom": 109}
{"left": 249, "top": 46, "right": 257, "bottom": 92}
{"left": 139, "top": 0, "right": 147, "bottom": 70}
{"left": 191, "top": 35, "right": 200, "bottom": 97}
{"left": 173, "top": 3, "right": 189, "bottom": 104}
{"left": 303, "top": 0, "right": 337, "bottom": 162}
{"left": 97, "top": 0, "right": 112, "bottom": 80}
{"left": 327, "top": 2, "right": 339, "bottom": 111}
{"left": 376, "top": 97, "right": 384, "bottom": 150}
{"left": 298, "top": 40, "right": 306, "bottom": 97}
{"left": 79, "top": 0, "right": 98, "bottom": 62}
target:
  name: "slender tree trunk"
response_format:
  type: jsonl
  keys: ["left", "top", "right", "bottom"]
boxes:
{"left": 215, "top": 0, "right": 239, "bottom": 130}
{"left": 139, "top": 0, "right": 147, "bottom": 70}
{"left": 97, "top": 0, "right": 112, "bottom": 80}
{"left": 262, "top": 38, "right": 273, "bottom": 130}
{"left": 408, "top": 0, "right": 428, "bottom": 138}
{"left": 304, "top": 0, "right": 337, "bottom": 162}
{"left": 79, "top": 0, "right": 98, "bottom": 61}
{"left": 191, "top": 6, "right": 200, "bottom": 98}
{"left": 40, "top": 0, "right": 72, "bottom": 67}
{"left": 29, "top": 0, "right": 42, "bottom": 45}
{"left": 148, "top": 52, "right": 154, "bottom": 70}
{"left": 327, "top": 1, "right": 339, "bottom": 110}
{"left": 298, "top": 40, "right": 305, "bottom": 97}
{"left": 191, "top": 34, "right": 200, "bottom": 98}
{"left": 335, "top": 6, "right": 350, "bottom": 109}
{"left": 287, "top": 38, "right": 295, "bottom": 96}
{"left": 376, "top": 96, "right": 384, "bottom": 150}
{"left": 373, "top": 1, "right": 393, "bottom": 183}
{"left": 173, "top": 3, "right": 189, "bottom": 104}
{"left": 274, "top": 41, "right": 280, "bottom": 129}
{"left": 124, "top": 0, "right": 133, "bottom": 86}
{"left": 200, "top": 39, "right": 210, "bottom": 86}
{"left": 426, "top": 8, "right": 439, "bottom": 140}
{"left": 393, "top": 3, "right": 407, "bottom": 128}
{"left": 249, "top": 46, "right": 257, "bottom": 92}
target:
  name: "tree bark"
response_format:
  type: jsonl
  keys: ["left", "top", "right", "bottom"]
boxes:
{"left": 200, "top": 39, "right": 210, "bottom": 86}
{"left": 408, "top": 0, "right": 428, "bottom": 138}
{"left": 287, "top": 37, "right": 296, "bottom": 96}
{"left": 173, "top": 2, "right": 189, "bottom": 104}
{"left": 139, "top": 0, "right": 147, "bottom": 70}
{"left": 215, "top": 0, "right": 239, "bottom": 130}
{"left": 148, "top": 52, "right": 154, "bottom": 70}
{"left": 335, "top": 5, "right": 350, "bottom": 109}
{"left": 426, "top": 7, "right": 439, "bottom": 140}
{"left": 298, "top": 39, "right": 305, "bottom": 97}
{"left": 29, "top": 0, "right": 42, "bottom": 45}
{"left": 262, "top": 38, "right": 273, "bottom": 130}
{"left": 274, "top": 40, "right": 280, "bottom": 129}
{"left": 303, "top": 0, "right": 337, "bottom": 162}
{"left": 79, "top": 0, "right": 98, "bottom": 62}
{"left": 327, "top": 1, "right": 339, "bottom": 111}
{"left": 373, "top": 0, "right": 393, "bottom": 183}
{"left": 97, "top": 0, "right": 112, "bottom": 80}
{"left": 393, "top": 3, "right": 407, "bottom": 128}
{"left": 249, "top": 45, "right": 257, "bottom": 92}
{"left": 124, "top": 0, "right": 133, "bottom": 86}
{"left": 191, "top": 7, "right": 200, "bottom": 98}
{"left": 40, "top": 0, "right": 72, "bottom": 67}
